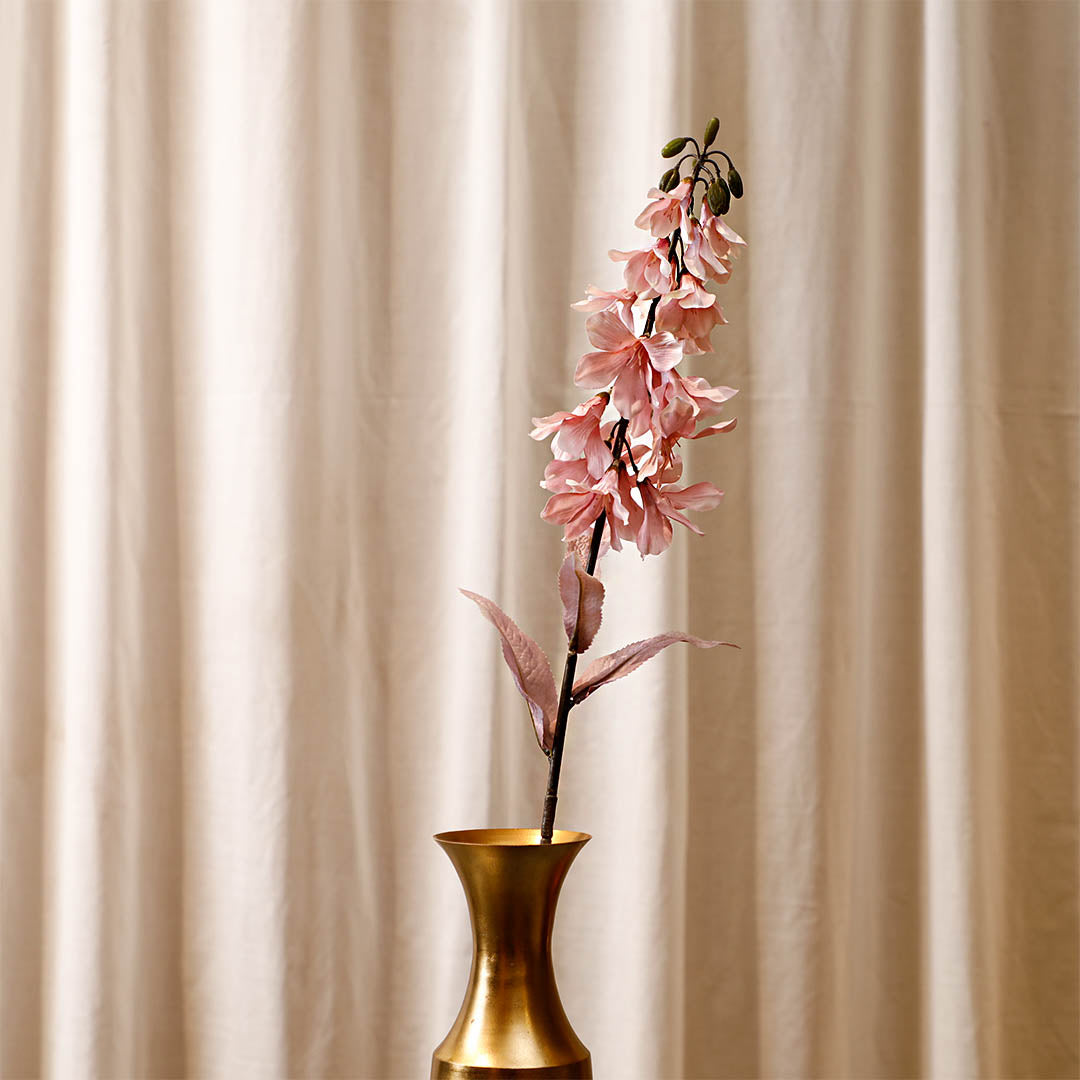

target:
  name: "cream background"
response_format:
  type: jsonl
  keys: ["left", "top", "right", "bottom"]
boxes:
{"left": 2, "top": 2, "right": 1078, "bottom": 1078}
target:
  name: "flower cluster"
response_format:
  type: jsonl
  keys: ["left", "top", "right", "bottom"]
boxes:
{"left": 461, "top": 120, "right": 745, "bottom": 839}
{"left": 531, "top": 137, "right": 745, "bottom": 558}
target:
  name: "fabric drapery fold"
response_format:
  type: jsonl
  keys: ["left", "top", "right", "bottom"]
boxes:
{"left": 1, "top": 2, "right": 1076, "bottom": 1078}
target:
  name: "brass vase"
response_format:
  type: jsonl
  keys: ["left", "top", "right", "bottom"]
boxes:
{"left": 431, "top": 828, "right": 592, "bottom": 1079}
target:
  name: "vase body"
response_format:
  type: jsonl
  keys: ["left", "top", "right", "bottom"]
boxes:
{"left": 431, "top": 828, "right": 592, "bottom": 1079}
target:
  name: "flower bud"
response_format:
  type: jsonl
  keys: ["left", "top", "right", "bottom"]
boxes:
{"left": 707, "top": 177, "right": 731, "bottom": 216}
{"left": 661, "top": 137, "right": 688, "bottom": 158}
{"left": 727, "top": 166, "right": 744, "bottom": 199}
{"left": 703, "top": 117, "right": 720, "bottom": 148}
{"left": 659, "top": 167, "right": 679, "bottom": 191}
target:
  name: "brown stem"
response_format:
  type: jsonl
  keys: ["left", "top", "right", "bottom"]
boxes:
{"left": 540, "top": 419, "right": 629, "bottom": 841}
{"left": 539, "top": 148, "right": 709, "bottom": 840}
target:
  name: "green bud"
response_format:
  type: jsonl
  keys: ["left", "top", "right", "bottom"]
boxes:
{"left": 727, "top": 166, "right": 744, "bottom": 199}
{"left": 703, "top": 117, "right": 720, "bottom": 148}
{"left": 707, "top": 177, "right": 731, "bottom": 216}
{"left": 661, "top": 137, "right": 688, "bottom": 158}
{"left": 659, "top": 167, "right": 679, "bottom": 191}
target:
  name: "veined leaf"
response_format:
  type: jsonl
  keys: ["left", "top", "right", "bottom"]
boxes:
{"left": 558, "top": 554, "right": 604, "bottom": 654}
{"left": 572, "top": 632, "right": 737, "bottom": 704}
{"left": 461, "top": 589, "right": 559, "bottom": 752}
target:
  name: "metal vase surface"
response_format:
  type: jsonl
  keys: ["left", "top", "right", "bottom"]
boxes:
{"left": 431, "top": 828, "right": 592, "bottom": 1079}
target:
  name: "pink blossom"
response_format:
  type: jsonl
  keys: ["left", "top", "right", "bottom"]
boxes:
{"left": 530, "top": 393, "right": 611, "bottom": 478}
{"left": 540, "top": 490, "right": 606, "bottom": 541}
{"left": 609, "top": 240, "right": 675, "bottom": 299}
{"left": 635, "top": 372, "right": 737, "bottom": 477}
{"left": 540, "top": 457, "right": 642, "bottom": 551}
{"left": 636, "top": 477, "right": 725, "bottom": 556}
{"left": 654, "top": 279, "right": 726, "bottom": 354}
{"left": 633, "top": 180, "right": 692, "bottom": 238}
{"left": 633, "top": 432, "right": 684, "bottom": 481}
{"left": 541, "top": 457, "right": 597, "bottom": 493}
{"left": 655, "top": 370, "right": 738, "bottom": 430}
{"left": 683, "top": 206, "right": 746, "bottom": 284}
{"left": 592, "top": 467, "right": 643, "bottom": 552}
{"left": 574, "top": 307, "right": 683, "bottom": 437}
{"left": 540, "top": 458, "right": 605, "bottom": 540}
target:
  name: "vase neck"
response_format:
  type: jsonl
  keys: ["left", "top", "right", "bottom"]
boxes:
{"left": 438, "top": 834, "right": 588, "bottom": 962}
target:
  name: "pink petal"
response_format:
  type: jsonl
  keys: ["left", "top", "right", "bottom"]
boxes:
{"left": 595, "top": 470, "right": 630, "bottom": 525}
{"left": 633, "top": 196, "right": 667, "bottom": 230}
{"left": 541, "top": 490, "right": 605, "bottom": 539}
{"left": 572, "top": 285, "right": 637, "bottom": 312}
{"left": 656, "top": 499, "right": 703, "bottom": 535}
{"left": 563, "top": 495, "right": 605, "bottom": 539}
{"left": 659, "top": 396, "right": 695, "bottom": 438}
{"left": 529, "top": 409, "right": 573, "bottom": 440}
{"left": 644, "top": 256, "right": 673, "bottom": 295}
{"left": 664, "top": 481, "right": 724, "bottom": 512}
{"left": 575, "top": 348, "right": 629, "bottom": 388}
{"left": 636, "top": 497, "right": 673, "bottom": 556}
{"left": 585, "top": 308, "right": 637, "bottom": 352}
{"left": 690, "top": 417, "right": 737, "bottom": 439}
{"left": 585, "top": 430, "right": 612, "bottom": 478}
{"left": 610, "top": 363, "right": 650, "bottom": 430}
{"left": 599, "top": 468, "right": 639, "bottom": 537}
{"left": 642, "top": 332, "right": 683, "bottom": 372}
{"left": 541, "top": 491, "right": 588, "bottom": 524}
{"left": 716, "top": 217, "right": 746, "bottom": 249}
{"left": 554, "top": 417, "right": 592, "bottom": 459}
{"left": 679, "top": 374, "right": 738, "bottom": 412}
{"left": 681, "top": 281, "right": 715, "bottom": 309}
{"left": 542, "top": 458, "right": 592, "bottom": 492}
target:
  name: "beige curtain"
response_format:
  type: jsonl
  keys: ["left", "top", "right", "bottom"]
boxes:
{"left": 2, "top": 2, "right": 1077, "bottom": 1077}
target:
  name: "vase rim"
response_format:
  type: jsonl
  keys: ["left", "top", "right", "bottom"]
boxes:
{"left": 434, "top": 827, "right": 591, "bottom": 847}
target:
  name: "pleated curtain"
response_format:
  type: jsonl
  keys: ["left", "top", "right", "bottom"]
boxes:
{"left": 1, "top": 2, "right": 1077, "bottom": 1077}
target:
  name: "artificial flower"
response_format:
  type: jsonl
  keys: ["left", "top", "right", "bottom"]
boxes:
{"left": 575, "top": 307, "right": 682, "bottom": 437}
{"left": 541, "top": 457, "right": 599, "bottom": 493}
{"left": 636, "top": 477, "right": 725, "bottom": 556}
{"left": 682, "top": 205, "right": 746, "bottom": 284}
{"left": 634, "top": 372, "right": 737, "bottom": 477}
{"left": 653, "top": 370, "right": 738, "bottom": 430}
{"left": 540, "top": 456, "right": 641, "bottom": 550}
{"left": 633, "top": 180, "right": 693, "bottom": 238}
{"left": 654, "top": 279, "right": 726, "bottom": 354}
{"left": 609, "top": 240, "right": 675, "bottom": 299}
{"left": 530, "top": 393, "right": 611, "bottom": 477}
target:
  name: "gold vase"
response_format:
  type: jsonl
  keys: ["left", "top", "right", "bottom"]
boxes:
{"left": 431, "top": 828, "right": 592, "bottom": 1079}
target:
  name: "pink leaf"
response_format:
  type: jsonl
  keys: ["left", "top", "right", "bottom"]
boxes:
{"left": 558, "top": 554, "right": 605, "bottom": 654}
{"left": 460, "top": 589, "right": 559, "bottom": 752}
{"left": 571, "top": 632, "right": 737, "bottom": 704}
